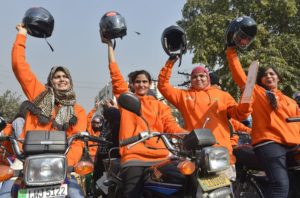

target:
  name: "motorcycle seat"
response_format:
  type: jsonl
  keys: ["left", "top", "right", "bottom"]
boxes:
{"left": 233, "top": 145, "right": 264, "bottom": 171}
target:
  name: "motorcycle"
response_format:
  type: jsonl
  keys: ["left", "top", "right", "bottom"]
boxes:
{"left": 96, "top": 92, "right": 232, "bottom": 198}
{"left": 0, "top": 129, "right": 111, "bottom": 198}
{"left": 233, "top": 117, "right": 300, "bottom": 198}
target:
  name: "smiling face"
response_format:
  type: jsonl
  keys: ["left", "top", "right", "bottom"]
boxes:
{"left": 260, "top": 68, "right": 280, "bottom": 90}
{"left": 191, "top": 72, "right": 210, "bottom": 90}
{"left": 52, "top": 70, "right": 71, "bottom": 91}
{"left": 133, "top": 74, "right": 151, "bottom": 96}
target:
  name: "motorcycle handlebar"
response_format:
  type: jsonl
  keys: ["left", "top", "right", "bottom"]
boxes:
{"left": 286, "top": 117, "right": 300, "bottom": 122}
{"left": 0, "top": 136, "right": 24, "bottom": 159}
{"left": 88, "top": 135, "right": 112, "bottom": 145}
{"left": 119, "top": 135, "right": 141, "bottom": 147}
{"left": 67, "top": 132, "right": 111, "bottom": 145}
{"left": 233, "top": 131, "right": 250, "bottom": 135}
{"left": 119, "top": 132, "right": 180, "bottom": 156}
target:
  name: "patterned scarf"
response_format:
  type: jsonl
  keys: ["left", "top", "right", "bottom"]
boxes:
{"left": 26, "top": 66, "right": 77, "bottom": 130}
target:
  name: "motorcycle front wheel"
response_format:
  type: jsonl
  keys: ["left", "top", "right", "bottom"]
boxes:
{"left": 107, "top": 186, "right": 122, "bottom": 198}
{"left": 233, "top": 179, "right": 264, "bottom": 198}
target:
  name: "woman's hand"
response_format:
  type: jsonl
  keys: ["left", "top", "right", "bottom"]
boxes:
{"left": 168, "top": 54, "right": 179, "bottom": 62}
{"left": 100, "top": 31, "right": 116, "bottom": 63}
{"left": 94, "top": 100, "right": 101, "bottom": 109}
{"left": 104, "top": 99, "right": 118, "bottom": 109}
{"left": 100, "top": 31, "right": 113, "bottom": 46}
{"left": 16, "top": 23, "right": 27, "bottom": 36}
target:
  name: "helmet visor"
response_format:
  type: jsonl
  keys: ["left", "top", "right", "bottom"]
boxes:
{"left": 233, "top": 29, "right": 254, "bottom": 49}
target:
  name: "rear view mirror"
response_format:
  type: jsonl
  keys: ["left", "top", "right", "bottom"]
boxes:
{"left": 117, "top": 92, "right": 141, "bottom": 116}
{"left": 183, "top": 128, "right": 216, "bottom": 150}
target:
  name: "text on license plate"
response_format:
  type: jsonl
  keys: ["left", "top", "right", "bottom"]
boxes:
{"left": 18, "top": 184, "right": 68, "bottom": 198}
{"left": 198, "top": 174, "right": 231, "bottom": 191}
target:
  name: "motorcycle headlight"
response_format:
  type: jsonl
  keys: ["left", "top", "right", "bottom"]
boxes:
{"left": 203, "top": 147, "right": 230, "bottom": 173}
{"left": 24, "top": 154, "right": 67, "bottom": 186}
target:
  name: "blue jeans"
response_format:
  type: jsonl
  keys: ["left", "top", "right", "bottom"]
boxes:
{"left": 254, "top": 142, "right": 290, "bottom": 198}
{"left": 0, "top": 176, "right": 84, "bottom": 198}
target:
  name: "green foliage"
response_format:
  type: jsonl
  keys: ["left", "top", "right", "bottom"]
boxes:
{"left": 0, "top": 90, "right": 21, "bottom": 122}
{"left": 178, "top": 0, "right": 300, "bottom": 98}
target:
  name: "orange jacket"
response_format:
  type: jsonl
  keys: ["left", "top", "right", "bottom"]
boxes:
{"left": 12, "top": 34, "right": 87, "bottom": 166}
{"left": 230, "top": 119, "right": 251, "bottom": 134}
{"left": 0, "top": 124, "right": 13, "bottom": 165}
{"left": 2, "top": 123, "right": 12, "bottom": 136}
{"left": 158, "top": 59, "right": 252, "bottom": 164}
{"left": 108, "top": 62, "right": 185, "bottom": 165}
{"left": 86, "top": 108, "right": 100, "bottom": 158}
{"left": 87, "top": 108, "right": 96, "bottom": 133}
{"left": 226, "top": 48, "right": 300, "bottom": 145}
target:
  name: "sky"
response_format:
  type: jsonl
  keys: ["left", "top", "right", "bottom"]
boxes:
{"left": 0, "top": 0, "right": 197, "bottom": 111}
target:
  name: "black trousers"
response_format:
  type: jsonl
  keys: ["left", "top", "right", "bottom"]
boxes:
{"left": 120, "top": 166, "right": 148, "bottom": 198}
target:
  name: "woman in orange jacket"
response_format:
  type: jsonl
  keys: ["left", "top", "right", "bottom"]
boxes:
{"left": 101, "top": 36, "right": 185, "bottom": 198}
{"left": 86, "top": 99, "right": 100, "bottom": 132}
{"left": 158, "top": 57, "right": 252, "bottom": 181}
{"left": 226, "top": 47, "right": 300, "bottom": 198}
{"left": 3, "top": 23, "right": 87, "bottom": 198}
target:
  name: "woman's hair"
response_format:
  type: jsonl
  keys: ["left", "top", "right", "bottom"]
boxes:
{"left": 256, "top": 65, "right": 281, "bottom": 88}
{"left": 256, "top": 65, "right": 281, "bottom": 110}
{"left": 129, "top": 70, "right": 152, "bottom": 84}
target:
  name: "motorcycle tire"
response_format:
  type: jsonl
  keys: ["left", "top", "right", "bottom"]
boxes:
{"left": 107, "top": 186, "right": 122, "bottom": 198}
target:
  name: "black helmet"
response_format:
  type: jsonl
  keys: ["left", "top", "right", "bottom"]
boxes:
{"left": 161, "top": 25, "right": 187, "bottom": 56}
{"left": 225, "top": 16, "right": 257, "bottom": 49}
{"left": 22, "top": 7, "right": 54, "bottom": 38}
{"left": 100, "top": 11, "right": 127, "bottom": 39}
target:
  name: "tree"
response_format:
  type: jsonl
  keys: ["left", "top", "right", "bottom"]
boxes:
{"left": 178, "top": 0, "right": 300, "bottom": 98}
{"left": 0, "top": 90, "right": 22, "bottom": 122}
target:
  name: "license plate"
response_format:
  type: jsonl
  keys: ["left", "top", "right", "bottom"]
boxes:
{"left": 18, "top": 184, "right": 68, "bottom": 198}
{"left": 198, "top": 174, "right": 231, "bottom": 191}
